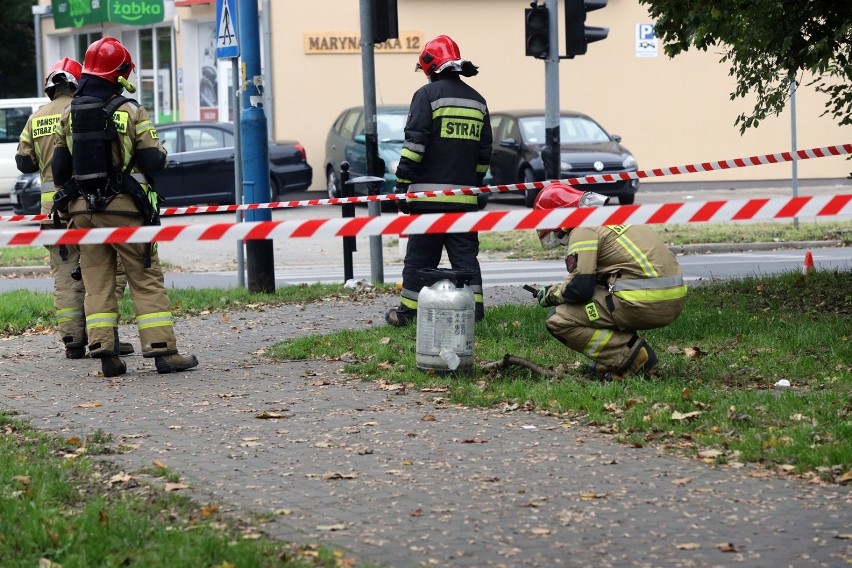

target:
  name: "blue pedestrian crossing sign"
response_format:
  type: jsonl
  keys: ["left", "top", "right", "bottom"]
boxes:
{"left": 216, "top": 0, "right": 239, "bottom": 59}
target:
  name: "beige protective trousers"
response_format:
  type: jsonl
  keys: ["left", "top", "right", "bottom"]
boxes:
{"left": 44, "top": 216, "right": 127, "bottom": 349}
{"left": 544, "top": 286, "right": 684, "bottom": 371}
{"left": 68, "top": 194, "right": 177, "bottom": 357}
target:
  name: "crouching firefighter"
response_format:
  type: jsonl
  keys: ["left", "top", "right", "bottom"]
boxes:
{"left": 531, "top": 182, "right": 688, "bottom": 381}
{"left": 51, "top": 37, "right": 198, "bottom": 378}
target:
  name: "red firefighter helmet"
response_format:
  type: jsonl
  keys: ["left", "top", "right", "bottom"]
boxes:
{"left": 82, "top": 37, "right": 135, "bottom": 84}
{"left": 44, "top": 58, "right": 82, "bottom": 93}
{"left": 415, "top": 35, "right": 481, "bottom": 78}
{"left": 533, "top": 181, "right": 608, "bottom": 249}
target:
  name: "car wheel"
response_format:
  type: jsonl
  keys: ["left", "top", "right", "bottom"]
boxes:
{"left": 522, "top": 168, "right": 539, "bottom": 208}
{"left": 327, "top": 168, "right": 339, "bottom": 199}
{"left": 618, "top": 194, "right": 635, "bottom": 205}
{"left": 270, "top": 176, "right": 280, "bottom": 201}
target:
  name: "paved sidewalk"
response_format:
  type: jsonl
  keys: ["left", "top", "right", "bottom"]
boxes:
{"left": 1, "top": 289, "right": 849, "bottom": 567}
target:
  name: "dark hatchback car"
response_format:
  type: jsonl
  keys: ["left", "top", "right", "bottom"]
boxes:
{"left": 325, "top": 105, "right": 491, "bottom": 211}
{"left": 324, "top": 105, "right": 408, "bottom": 212}
{"left": 155, "top": 122, "right": 312, "bottom": 206}
{"left": 11, "top": 123, "right": 314, "bottom": 214}
{"left": 488, "top": 110, "right": 639, "bottom": 207}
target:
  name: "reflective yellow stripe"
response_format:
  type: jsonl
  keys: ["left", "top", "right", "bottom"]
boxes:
{"left": 137, "top": 311, "right": 173, "bottom": 330}
{"left": 86, "top": 312, "right": 118, "bottom": 329}
{"left": 414, "top": 194, "right": 478, "bottom": 205}
{"left": 476, "top": 164, "right": 490, "bottom": 173}
{"left": 432, "top": 107, "right": 485, "bottom": 120}
{"left": 57, "top": 307, "right": 83, "bottom": 324}
{"left": 400, "top": 296, "right": 417, "bottom": 309}
{"left": 584, "top": 329, "right": 613, "bottom": 359}
{"left": 608, "top": 226, "right": 657, "bottom": 277}
{"left": 567, "top": 239, "right": 598, "bottom": 255}
{"left": 41, "top": 191, "right": 57, "bottom": 203}
{"left": 401, "top": 148, "right": 422, "bottom": 163}
{"left": 396, "top": 177, "right": 412, "bottom": 185}
{"left": 615, "top": 285, "right": 688, "bottom": 303}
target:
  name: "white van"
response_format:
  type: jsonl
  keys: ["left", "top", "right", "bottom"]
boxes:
{"left": 0, "top": 97, "right": 49, "bottom": 208}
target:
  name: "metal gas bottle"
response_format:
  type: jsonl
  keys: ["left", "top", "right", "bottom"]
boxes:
{"left": 415, "top": 268, "right": 475, "bottom": 375}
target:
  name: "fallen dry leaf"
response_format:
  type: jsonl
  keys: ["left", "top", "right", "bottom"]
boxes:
{"left": 164, "top": 482, "right": 189, "bottom": 492}
{"left": 77, "top": 401, "right": 103, "bottom": 408}
{"left": 152, "top": 459, "right": 167, "bottom": 469}
{"left": 579, "top": 492, "right": 607, "bottom": 500}
{"left": 675, "top": 543, "right": 700, "bottom": 550}
{"left": 671, "top": 410, "right": 702, "bottom": 421}
{"left": 717, "top": 542, "right": 741, "bottom": 553}
{"left": 256, "top": 411, "right": 286, "bottom": 419}
{"left": 316, "top": 523, "right": 346, "bottom": 532}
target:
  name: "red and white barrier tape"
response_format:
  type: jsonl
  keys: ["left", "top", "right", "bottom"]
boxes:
{"left": 1, "top": 194, "right": 849, "bottom": 248}
{"left": 2, "top": 142, "right": 849, "bottom": 223}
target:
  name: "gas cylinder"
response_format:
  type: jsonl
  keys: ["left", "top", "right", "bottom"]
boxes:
{"left": 415, "top": 268, "right": 475, "bottom": 375}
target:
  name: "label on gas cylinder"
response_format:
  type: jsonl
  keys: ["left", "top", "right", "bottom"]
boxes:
{"left": 417, "top": 308, "right": 473, "bottom": 355}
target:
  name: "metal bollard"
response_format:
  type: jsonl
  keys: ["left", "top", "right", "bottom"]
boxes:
{"left": 367, "top": 181, "right": 384, "bottom": 284}
{"left": 340, "top": 162, "right": 356, "bottom": 282}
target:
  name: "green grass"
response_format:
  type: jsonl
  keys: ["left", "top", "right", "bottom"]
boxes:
{"left": 0, "top": 413, "right": 361, "bottom": 568}
{"left": 0, "top": 283, "right": 394, "bottom": 336}
{"left": 0, "top": 246, "right": 49, "bottom": 267}
{"left": 268, "top": 269, "right": 852, "bottom": 482}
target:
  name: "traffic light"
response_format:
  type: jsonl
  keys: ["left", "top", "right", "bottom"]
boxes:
{"left": 524, "top": 3, "right": 549, "bottom": 58}
{"left": 565, "top": 0, "right": 609, "bottom": 58}
{"left": 371, "top": 0, "right": 399, "bottom": 44}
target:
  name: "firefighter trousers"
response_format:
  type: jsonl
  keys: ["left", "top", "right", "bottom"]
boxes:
{"left": 44, "top": 225, "right": 128, "bottom": 349}
{"left": 544, "top": 286, "right": 679, "bottom": 371}
{"left": 399, "top": 232, "right": 483, "bottom": 312}
{"left": 68, "top": 194, "right": 177, "bottom": 358}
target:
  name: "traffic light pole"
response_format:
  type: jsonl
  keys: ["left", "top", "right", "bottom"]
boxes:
{"left": 542, "top": 0, "right": 561, "bottom": 181}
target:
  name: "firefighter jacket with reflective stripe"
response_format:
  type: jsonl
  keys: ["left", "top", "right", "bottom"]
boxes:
{"left": 17, "top": 93, "right": 73, "bottom": 186}
{"left": 395, "top": 73, "right": 492, "bottom": 213}
{"left": 543, "top": 224, "right": 688, "bottom": 330}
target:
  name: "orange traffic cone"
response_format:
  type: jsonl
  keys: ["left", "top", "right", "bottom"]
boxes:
{"left": 802, "top": 251, "right": 815, "bottom": 275}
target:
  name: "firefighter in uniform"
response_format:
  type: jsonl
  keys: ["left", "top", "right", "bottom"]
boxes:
{"left": 385, "top": 35, "right": 493, "bottom": 327}
{"left": 16, "top": 58, "right": 133, "bottom": 359}
{"left": 532, "top": 182, "right": 688, "bottom": 380}
{"left": 51, "top": 37, "right": 198, "bottom": 378}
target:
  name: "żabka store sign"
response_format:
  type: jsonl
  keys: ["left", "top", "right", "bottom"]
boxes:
{"left": 52, "top": 0, "right": 165, "bottom": 28}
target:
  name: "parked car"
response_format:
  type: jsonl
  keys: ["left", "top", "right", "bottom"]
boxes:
{"left": 0, "top": 97, "right": 49, "bottom": 209}
{"left": 9, "top": 171, "right": 41, "bottom": 216}
{"left": 325, "top": 105, "right": 490, "bottom": 212}
{"left": 155, "top": 122, "right": 312, "bottom": 206}
{"left": 488, "top": 110, "right": 639, "bottom": 207}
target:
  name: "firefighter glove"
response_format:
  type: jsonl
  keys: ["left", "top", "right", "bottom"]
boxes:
{"left": 536, "top": 285, "right": 554, "bottom": 308}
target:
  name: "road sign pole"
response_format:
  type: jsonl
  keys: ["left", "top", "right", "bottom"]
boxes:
{"left": 238, "top": 0, "right": 275, "bottom": 293}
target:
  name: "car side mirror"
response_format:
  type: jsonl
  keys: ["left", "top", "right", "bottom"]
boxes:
{"left": 354, "top": 134, "right": 366, "bottom": 144}
{"left": 499, "top": 138, "right": 519, "bottom": 148}
{"left": 610, "top": 134, "right": 622, "bottom": 143}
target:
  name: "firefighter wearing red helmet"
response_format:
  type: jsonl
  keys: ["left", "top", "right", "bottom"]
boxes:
{"left": 532, "top": 182, "right": 687, "bottom": 380}
{"left": 16, "top": 57, "right": 133, "bottom": 359}
{"left": 51, "top": 37, "right": 198, "bottom": 378}
{"left": 386, "top": 35, "right": 493, "bottom": 327}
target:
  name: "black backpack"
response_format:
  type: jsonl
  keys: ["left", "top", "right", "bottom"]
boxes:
{"left": 69, "top": 94, "right": 131, "bottom": 211}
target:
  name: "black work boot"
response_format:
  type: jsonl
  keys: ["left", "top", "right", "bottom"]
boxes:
{"left": 475, "top": 303, "right": 485, "bottom": 323}
{"left": 154, "top": 353, "right": 199, "bottom": 374}
{"left": 65, "top": 345, "right": 87, "bottom": 359}
{"left": 119, "top": 341, "right": 135, "bottom": 356}
{"left": 385, "top": 306, "right": 417, "bottom": 328}
{"left": 588, "top": 339, "right": 658, "bottom": 381}
{"left": 101, "top": 355, "right": 127, "bottom": 378}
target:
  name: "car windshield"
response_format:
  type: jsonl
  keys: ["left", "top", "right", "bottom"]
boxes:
{"left": 518, "top": 116, "right": 611, "bottom": 145}
{"left": 376, "top": 112, "right": 407, "bottom": 142}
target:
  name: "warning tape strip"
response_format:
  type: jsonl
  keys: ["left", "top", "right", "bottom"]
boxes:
{"left": 1, "top": 194, "right": 849, "bottom": 248}
{"left": 1, "top": 142, "right": 849, "bottom": 224}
